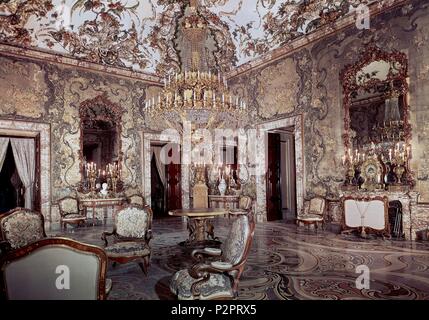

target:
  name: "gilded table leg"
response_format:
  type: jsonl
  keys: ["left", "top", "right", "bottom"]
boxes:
{"left": 194, "top": 218, "right": 206, "bottom": 242}
{"left": 205, "top": 219, "right": 217, "bottom": 240}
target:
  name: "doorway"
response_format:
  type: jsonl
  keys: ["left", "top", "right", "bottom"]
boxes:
{"left": 265, "top": 127, "right": 297, "bottom": 221}
{"left": 0, "top": 135, "right": 40, "bottom": 214}
{"left": 150, "top": 143, "right": 167, "bottom": 218}
{"left": 165, "top": 143, "right": 182, "bottom": 213}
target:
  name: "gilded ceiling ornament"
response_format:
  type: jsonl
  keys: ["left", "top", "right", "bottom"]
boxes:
{"left": 0, "top": 0, "right": 397, "bottom": 74}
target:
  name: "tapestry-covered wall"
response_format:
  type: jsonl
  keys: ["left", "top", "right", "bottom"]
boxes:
{"left": 0, "top": 55, "right": 160, "bottom": 221}
{"left": 229, "top": 0, "right": 429, "bottom": 221}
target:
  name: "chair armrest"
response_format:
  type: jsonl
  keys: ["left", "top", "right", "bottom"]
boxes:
{"left": 191, "top": 247, "right": 222, "bottom": 262}
{"left": 188, "top": 262, "right": 238, "bottom": 298}
{"left": 189, "top": 261, "right": 236, "bottom": 278}
{"left": 101, "top": 231, "right": 115, "bottom": 246}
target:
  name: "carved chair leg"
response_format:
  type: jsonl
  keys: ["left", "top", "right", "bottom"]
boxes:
{"left": 138, "top": 257, "right": 149, "bottom": 276}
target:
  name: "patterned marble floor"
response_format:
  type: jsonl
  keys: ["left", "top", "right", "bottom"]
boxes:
{"left": 47, "top": 217, "right": 429, "bottom": 300}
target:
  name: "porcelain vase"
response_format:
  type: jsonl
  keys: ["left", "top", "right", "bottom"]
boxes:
{"left": 218, "top": 178, "right": 227, "bottom": 196}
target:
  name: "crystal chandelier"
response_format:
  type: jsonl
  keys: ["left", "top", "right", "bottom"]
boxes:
{"left": 143, "top": 0, "right": 247, "bottom": 133}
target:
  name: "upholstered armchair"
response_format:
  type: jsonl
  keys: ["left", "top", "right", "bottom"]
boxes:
{"left": 101, "top": 204, "right": 153, "bottom": 275}
{"left": 296, "top": 196, "right": 327, "bottom": 231}
{"left": 228, "top": 196, "right": 252, "bottom": 217}
{"left": 170, "top": 213, "right": 255, "bottom": 300}
{"left": 0, "top": 237, "right": 111, "bottom": 300}
{"left": 0, "top": 208, "right": 47, "bottom": 254}
{"left": 127, "top": 193, "right": 146, "bottom": 207}
{"left": 58, "top": 196, "right": 86, "bottom": 230}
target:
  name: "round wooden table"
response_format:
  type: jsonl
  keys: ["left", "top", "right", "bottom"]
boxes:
{"left": 169, "top": 208, "right": 227, "bottom": 246}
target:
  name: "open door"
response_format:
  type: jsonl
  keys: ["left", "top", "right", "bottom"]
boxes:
{"left": 266, "top": 132, "right": 282, "bottom": 221}
{"left": 166, "top": 143, "right": 182, "bottom": 212}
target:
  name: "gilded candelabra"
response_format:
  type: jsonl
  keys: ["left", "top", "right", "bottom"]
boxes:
{"left": 85, "top": 162, "right": 97, "bottom": 194}
{"left": 392, "top": 147, "right": 408, "bottom": 184}
{"left": 342, "top": 148, "right": 364, "bottom": 186}
{"left": 107, "top": 163, "right": 121, "bottom": 195}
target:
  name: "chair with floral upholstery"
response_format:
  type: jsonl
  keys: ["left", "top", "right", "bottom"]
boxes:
{"left": 127, "top": 193, "right": 146, "bottom": 207}
{"left": 0, "top": 237, "right": 111, "bottom": 300}
{"left": 0, "top": 208, "right": 47, "bottom": 255}
{"left": 58, "top": 196, "right": 86, "bottom": 231}
{"left": 101, "top": 204, "right": 153, "bottom": 275}
{"left": 170, "top": 212, "right": 255, "bottom": 300}
{"left": 296, "top": 196, "right": 327, "bottom": 231}
{"left": 228, "top": 196, "right": 252, "bottom": 218}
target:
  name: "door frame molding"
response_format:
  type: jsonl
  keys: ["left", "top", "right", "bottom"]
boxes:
{"left": 0, "top": 119, "right": 51, "bottom": 220}
{"left": 255, "top": 114, "right": 304, "bottom": 222}
{"left": 141, "top": 131, "right": 190, "bottom": 210}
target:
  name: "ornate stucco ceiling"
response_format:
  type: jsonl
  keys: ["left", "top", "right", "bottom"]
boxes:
{"left": 0, "top": 0, "right": 391, "bottom": 76}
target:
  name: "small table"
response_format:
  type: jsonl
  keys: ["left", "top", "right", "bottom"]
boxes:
{"left": 169, "top": 208, "right": 227, "bottom": 246}
{"left": 80, "top": 197, "right": 127, "bottom": 226}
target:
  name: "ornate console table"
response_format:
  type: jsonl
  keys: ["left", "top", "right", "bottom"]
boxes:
{"left": 79, "top": 197, "right": 127, "bottom": 226}
{"left": 339, "top": 190, "right": 419, "bottom": 240}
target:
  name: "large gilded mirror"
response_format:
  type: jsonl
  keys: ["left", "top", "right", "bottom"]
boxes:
{"left": 79, "top": 95, "right": 123, "bottom": 194}
{"left": 340, "top": 45, "right": 414, "bottom": 190}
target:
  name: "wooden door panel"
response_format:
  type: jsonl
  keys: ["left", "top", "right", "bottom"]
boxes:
{"left": 166, "top": 144, "right": 182, "bottom": 211}
{"left": 266, "top": 133, "right": 282, "bottom": 221}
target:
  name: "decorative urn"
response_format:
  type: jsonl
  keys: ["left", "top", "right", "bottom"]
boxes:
{"left": 218, "top": 178, "right": 227, "bottom": 196}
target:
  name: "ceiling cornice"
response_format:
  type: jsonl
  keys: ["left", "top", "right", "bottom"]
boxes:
{"left": 0, "top": 42, "right": 163, "bottom": 85}
{"left": 225, "top": 0, "right": 412, "bottom": 80}
{"left": 0, "top": 0, "right": 412, "bottom": 85}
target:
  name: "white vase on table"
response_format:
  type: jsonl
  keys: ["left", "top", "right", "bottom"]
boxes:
{"left": 218, "top": 178, "right": 227, "bottom": 196}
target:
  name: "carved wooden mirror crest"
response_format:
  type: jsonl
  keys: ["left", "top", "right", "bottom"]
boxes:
{"left": 79, "top": 94, "right": 123, "bottom": 194}
{"left": 340, "top": 45, "right": 414, "bottom": 190}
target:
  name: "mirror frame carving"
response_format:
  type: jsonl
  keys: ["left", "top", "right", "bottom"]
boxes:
{"left": 340, "top": 45, "right": 416, "bottom": 189}
{"left": 78, "top": 94, "right": 123, "bottom": 190}
{"left": 340, "top": 45, "right": 410, "bottom": 151}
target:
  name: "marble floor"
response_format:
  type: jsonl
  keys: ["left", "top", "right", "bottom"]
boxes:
{"left": 47, "top": 217, "right": 429, "bottom": 300}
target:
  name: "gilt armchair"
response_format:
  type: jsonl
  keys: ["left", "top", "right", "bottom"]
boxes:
{"left": 228, "top": 196, "right": 252, "bottom": 218}
{"left": 170, "top": 212, "right": 255, "bottom": 300}
{"left": 58, "top": 196, "right": 86, "bottom": 230}
{"left": 0, "top": 237, "right": 111, "bottom": 300}
{"left": 296, "top": 196, "right": 327, "bottom": 231}
{"left": 101, "top": 204, "right": 153, "bottom": 275}
{"left": 0, "top": 208, "right": 47, "bottom": 255}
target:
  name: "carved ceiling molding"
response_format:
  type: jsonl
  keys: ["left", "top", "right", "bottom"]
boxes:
{"left": 227, "top": 0, "right": 413, "bottom": 79}
{"left": 0, "top": 0, "right": 411, "bottom": 77}
{"left": 0, "top": 43, "right": 162, "bottom": 85}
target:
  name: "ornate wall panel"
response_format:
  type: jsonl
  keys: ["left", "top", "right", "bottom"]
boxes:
{"left": 229, "top": 0, "right": 429, "bottom": 227}
{"left": 0, "top": 54, "right": 153, "bottom": 222}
